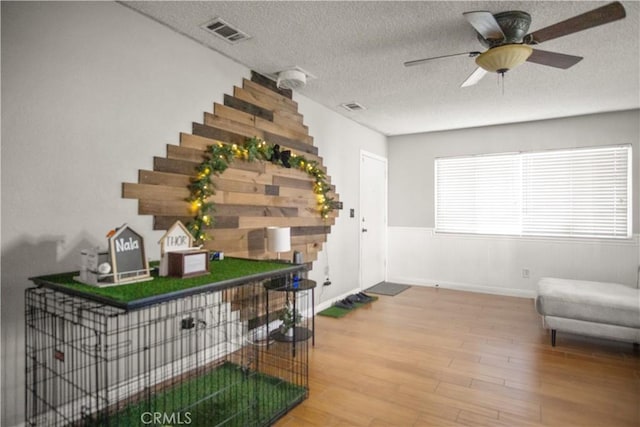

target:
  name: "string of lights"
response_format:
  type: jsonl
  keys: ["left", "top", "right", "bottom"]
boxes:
{"left": 187, "top": 136, "right": 334, "bottom": 242}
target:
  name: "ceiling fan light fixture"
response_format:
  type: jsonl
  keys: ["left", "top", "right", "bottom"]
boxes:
{"left": 475, "top": 44, "right": 533, "bottom": 73}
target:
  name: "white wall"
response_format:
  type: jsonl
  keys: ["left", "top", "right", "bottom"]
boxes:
{"left": 0, "top": 2, "right": 386, "bottom": 425}
{"left": 295, "top": 98, "right": 387, "bottom": 304}
{"left": 388, "top": 111, "right": 640, "bottom": 296}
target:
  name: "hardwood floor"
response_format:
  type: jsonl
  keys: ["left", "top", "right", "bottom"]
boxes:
{"left": 275, "top": 286, "right": 640, "bottom": 426}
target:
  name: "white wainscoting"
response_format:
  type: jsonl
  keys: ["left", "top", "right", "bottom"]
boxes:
{"left": 388, "top": 227, "right": 640, "bottom": 298}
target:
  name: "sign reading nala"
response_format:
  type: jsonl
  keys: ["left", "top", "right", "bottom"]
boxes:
{"left": 115, "top": 236, "right": 139, "bottom": 252}
{"left": 75, "top": 224, "right": 151, "bottom": 287}
{"left": 108, "top": 224, "right": 151, "bottom": 284}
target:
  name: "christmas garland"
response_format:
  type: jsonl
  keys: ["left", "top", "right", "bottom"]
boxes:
{"left": 187, "top": 137, "right": 334, "bottom": 242}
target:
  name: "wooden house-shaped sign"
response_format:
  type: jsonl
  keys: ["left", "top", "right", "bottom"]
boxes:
{"left": 107, "top": 224, "right": 152, "bottom": 285}
{"left": 75, "top": 223, "right": 151, "bottom": 287}
{"left": 159, "top": 221, "right": 194, "bottom": 276}
{"left": 159, "top": 220, "right": 209, "bottom": 278}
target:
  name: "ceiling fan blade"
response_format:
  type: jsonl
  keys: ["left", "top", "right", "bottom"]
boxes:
{"left": 461, "top": 67, "right": 488, "bottom": 88}
{"left": 463, "top": 11, "right": 506, "bottom": 42}
{"left": 526, "top": 49, "right": 583, "bottom": 69}
{"left": 404, "top": 51, "right": 480, "bottom": 67}
{"left": 524, "top": 1, "right": 626, "bottom": 44}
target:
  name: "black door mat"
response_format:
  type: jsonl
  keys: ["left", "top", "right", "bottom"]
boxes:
{"left": 365, "top": 282, "right": 411, "bottom": 296}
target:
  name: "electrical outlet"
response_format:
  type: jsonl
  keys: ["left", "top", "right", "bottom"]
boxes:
{"left": 522, "top": 269, "right": 530, "bottom": 279}
{"left": 181, "top": 317, "right": 195, "bottom": 330}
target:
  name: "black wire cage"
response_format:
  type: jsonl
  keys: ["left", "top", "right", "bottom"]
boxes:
{"left": 25, "top": 277, "right": 311, "bottom": 426}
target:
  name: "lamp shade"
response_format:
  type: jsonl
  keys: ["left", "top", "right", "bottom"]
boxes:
{"left": 266, "top": 227, "right": 291, "bottom": 253}
{"left": 475, "top": 44, "right": 533, "bottom": 73}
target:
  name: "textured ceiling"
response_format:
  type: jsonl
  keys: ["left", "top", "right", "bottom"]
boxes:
{"left": 122, "top": 1, "right": 639, "bottom": 136}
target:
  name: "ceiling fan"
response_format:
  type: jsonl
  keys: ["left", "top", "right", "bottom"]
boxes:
{"left": 404, "top": 2, "right": 626, "bottom": 87}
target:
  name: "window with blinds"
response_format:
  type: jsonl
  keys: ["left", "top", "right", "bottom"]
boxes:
{"left": 435, "top": 145, "right": 631, "bottom": 239}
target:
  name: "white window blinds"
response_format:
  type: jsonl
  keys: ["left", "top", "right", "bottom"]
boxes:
{"left": 435, "top": 153, "right": 521, "bottom": 235}
{"left": 435, "top": 145, "right": 631, "bottom": 239}
{"left": 522, "top": 146, "right": 631, "bottom": 238}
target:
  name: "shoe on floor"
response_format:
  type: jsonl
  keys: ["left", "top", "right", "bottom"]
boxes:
{"left": 346, "top": 295, "right": 361, "bottom": 304}
{"left": 357, "top": 292, "right": 373, "bottom": 302}
{"left": 334, "top": 300, "right": 352, "bottom": 310}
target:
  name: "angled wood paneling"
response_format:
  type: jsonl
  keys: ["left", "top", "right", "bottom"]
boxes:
{"left": 122, "top": 183, "right": 190, "bottom": 200}
{"left": 214, "top": 102, "right": 256, "bottom": 127}
{"left": 123, "top": 72, "right": 339, "bottom": 263}
{"left": 223, "top": 94, "right": 274, "bottom": 122}
{"left": 250, "top": 70, "right": 292, "bottom": 99}
{"left": 139, "top": 170, "right": 191, "bottom": 187}
{"left": 192, "top": 122, "right": 245, "bottom": 146}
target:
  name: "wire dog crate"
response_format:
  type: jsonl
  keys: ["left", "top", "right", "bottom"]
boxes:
{"left": 25, "top": 274, "right": 311, "bottom": 426}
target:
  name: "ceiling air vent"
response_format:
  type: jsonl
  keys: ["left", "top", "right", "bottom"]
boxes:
{"left": 341, "top": 102, "right": 366, "bottom": 112}
{"left": 202, "top": 18, "right": 251, "bottom": 44}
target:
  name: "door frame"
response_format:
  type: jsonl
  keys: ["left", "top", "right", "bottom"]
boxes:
{"left": 359, "top": 150, "right": 388, "bottom": 290}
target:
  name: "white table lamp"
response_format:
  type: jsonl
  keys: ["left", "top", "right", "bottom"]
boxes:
{"left": 266, "top": 226, "right": 291, "bottom": 260}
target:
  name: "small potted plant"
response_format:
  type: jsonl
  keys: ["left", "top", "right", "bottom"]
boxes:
{"left": 278, "top": 300, "right": 302, "bottom": 337}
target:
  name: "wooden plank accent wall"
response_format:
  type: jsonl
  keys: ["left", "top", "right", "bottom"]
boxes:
{"left": 123, "top": 71, "right": 339, "bottom": 264}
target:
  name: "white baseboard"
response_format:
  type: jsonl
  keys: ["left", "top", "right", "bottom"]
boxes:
{"left": 387, "top": 276, "right": 536, "bottom": 299}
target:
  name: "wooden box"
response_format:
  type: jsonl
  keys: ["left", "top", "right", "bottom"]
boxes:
{"left": 167, "top": 250, "right": 209, "bottom": 278}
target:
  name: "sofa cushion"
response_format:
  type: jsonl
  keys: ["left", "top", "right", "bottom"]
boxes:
{"left": 536, "top": 277, "right": 640, "bottom": 329}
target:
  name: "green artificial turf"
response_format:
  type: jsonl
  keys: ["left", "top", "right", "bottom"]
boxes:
{"left": 89, "top": 362, "right": 306, "bottom": 427}
{"left": 34, "top": 258, "right": 296, "bottom": 304}
{"left": 318, "top": 296, "right": 378, "bottom": 318}
{"left": 317, "top": 306, "right": 351, "bottom": 318}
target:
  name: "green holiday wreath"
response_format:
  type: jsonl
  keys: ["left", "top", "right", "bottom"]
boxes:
{"left": 187, "top": 137, "right": 334, "bottom": 242}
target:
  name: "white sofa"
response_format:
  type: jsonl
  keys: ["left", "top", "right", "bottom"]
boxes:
{"left": 535, "top": 277, "right": 640, "bottom": 346}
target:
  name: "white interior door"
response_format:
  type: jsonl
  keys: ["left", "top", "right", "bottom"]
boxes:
{"left": 359, "top": 151, "right": 388, "bottom": 290}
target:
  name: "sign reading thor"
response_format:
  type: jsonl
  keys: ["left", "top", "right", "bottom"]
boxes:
{"left": 107, "top": 224, "right": 151, "bottom": 285}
